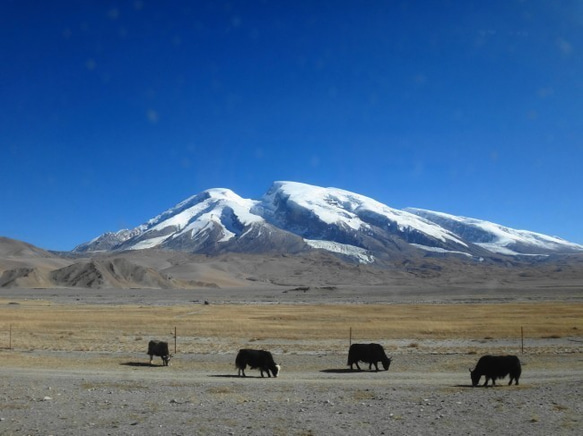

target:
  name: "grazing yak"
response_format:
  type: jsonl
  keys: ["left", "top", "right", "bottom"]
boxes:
{"left": 347, "top": 343, "right": 392, "bottom": 371}
{"left": 235, "top": 349, "right": 280, "bottom": 378}
{"left": 147, "top": 340, "right": 172, "bottom": 366}
{"left": 470, "top": 355, "right": 521, "bottom": 387}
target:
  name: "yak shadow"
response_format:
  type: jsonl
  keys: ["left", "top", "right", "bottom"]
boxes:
{"left": 208, "top": 374, "right": 277, "bottom": 379}
{"left": 208, "top": 374, "right": 242, "bottom": 379}
{"left": 455, "top": 384, "right": 484, "bottom": 388}
{"left": 120, "top": 361, "right": 163, "bottom": 368}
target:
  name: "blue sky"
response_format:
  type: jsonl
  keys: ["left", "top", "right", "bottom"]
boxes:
{"left": 2, "top": 1, "right": 582, "bottom": 251}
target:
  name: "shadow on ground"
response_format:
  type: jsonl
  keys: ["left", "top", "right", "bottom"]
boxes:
{"left": 208, "top": 374, "right": 276, "bottom": 379}
{"left": 120, "top": 361, "right": 162, "bottom": 367}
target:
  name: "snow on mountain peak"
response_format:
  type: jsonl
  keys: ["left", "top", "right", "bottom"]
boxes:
{"left": 406, "top": 208, "right": 583, "bottom": 255}
{"left": 263, "top": 181, "right": 466, "bottom": 247}
{"left": 263, "top": 181, "right": 367, "bottom": 231}
{"left": 114, "top": 188, "right": 265, "bottom": 251}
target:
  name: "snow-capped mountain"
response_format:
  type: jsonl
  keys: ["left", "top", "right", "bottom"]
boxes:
{"left": 74, "top": 181, "right": 583, "bottom": 262}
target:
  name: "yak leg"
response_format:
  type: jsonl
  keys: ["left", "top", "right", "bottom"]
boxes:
{"left": 149, "top": 355, "right": 154, "bottom": 365}
{"left": 368, "top": 362, "right": 380, "bottom": 371}
{"left": 484, "top": 377, "right": 496, "bottom": 387}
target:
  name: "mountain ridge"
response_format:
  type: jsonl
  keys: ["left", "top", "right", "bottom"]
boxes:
{"left": 2, "top": 236, "right": 583, "bottom": 291}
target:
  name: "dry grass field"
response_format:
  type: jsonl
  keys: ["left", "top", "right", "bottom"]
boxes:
{"left": 1, "top": 299, "right": 581, "bottom": 356}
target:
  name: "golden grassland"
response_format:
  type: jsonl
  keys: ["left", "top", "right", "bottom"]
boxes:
{"left": 0, "top": 299, "right": 581, "bottom": 354}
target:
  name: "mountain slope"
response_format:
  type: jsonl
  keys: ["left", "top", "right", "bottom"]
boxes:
{"left": 257, "top": 181, "right": 472, "bottom": 259}
{"left": 48, "top": 258, "right": 183, "bottom": 289}
{"left": 76, "top": 188, "right": 309, "bottom": 255}
{"left": 0, "top": 236, "right": 55, "bottom": 258}
{"left": 405, "top": 208, "right": 583, "bottom": 256}
{"left": 0, "top": 236, "right": 73, "bottom": 280}
{"left": 74, "top": 181, "right": 583, "bottom": 262}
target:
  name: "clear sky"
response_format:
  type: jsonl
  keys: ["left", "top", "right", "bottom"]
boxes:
{"left": 2, "top": 1, "right": 582, "bottom": 251}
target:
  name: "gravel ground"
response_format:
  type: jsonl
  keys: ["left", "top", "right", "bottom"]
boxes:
{"left": 0, "top": 348, "right": 581, "bottom": 435}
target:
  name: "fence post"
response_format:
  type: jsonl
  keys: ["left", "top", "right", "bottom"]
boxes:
{"left": 174, "top": 326, "right": 177, "bottom": 354}
{"left": 521, "top": 326, "right": 524, "bottom": 354}
{"left": 349, "top": 327, "right": 352, "bottom": 347}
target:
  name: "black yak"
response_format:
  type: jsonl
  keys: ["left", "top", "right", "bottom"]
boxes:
{"left": 470, "top": 355, "right": 521, "bottom": 387}
{"left": 347, "top": 343, "right": 392, "bottom": 371}
{"left": 147, "top": 340, "right": 172, "bottom": 366}
{"left": 235, "top": 349, "right": 280, "bottom": 377}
